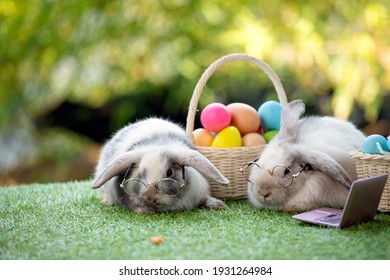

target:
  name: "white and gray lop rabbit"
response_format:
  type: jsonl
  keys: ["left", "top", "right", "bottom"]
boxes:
{"left": 244, "top": 100, "right": 365, "bottom": 212}
{"left": 92, "top": 118, "right": 229, "bottom": 214}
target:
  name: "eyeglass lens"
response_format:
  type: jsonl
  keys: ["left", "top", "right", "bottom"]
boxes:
{"left": 270, "top": 165, "right": 293, "bottom": 187}
{"left": 155, "top": 179, "right": 182, "bottom": 195}
{"left": 241, "top": 163, "right": 294, "bottom": 187}
{"left": 122, "top": 178, "right": 182, "bottom": 196}
{"left": 120, "top": 165, "right": 185, "bottom": 196}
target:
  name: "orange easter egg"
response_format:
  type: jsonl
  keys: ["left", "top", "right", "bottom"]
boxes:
{"left": 242, "top": 133, "right": 266, "bottom": 147}
{"left": 193, "top": 128, "right": 214, "bottom": 146}
{"left": 227, "top": 103, "right": 261, "bottom": 135}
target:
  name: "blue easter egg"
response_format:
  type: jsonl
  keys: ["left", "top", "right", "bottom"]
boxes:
{"left": 257, "top": 101, "right": 282, "bottom": 131}
{"left": 361, "top": 134, "right": 389, "bottom": 154}
{"left": 388, "top": 136, "right": 390, "bottom": 150}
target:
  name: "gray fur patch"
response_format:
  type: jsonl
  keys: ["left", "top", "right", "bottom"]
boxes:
{"left": 127, "top": 131, "right": 193, "bottom": 152}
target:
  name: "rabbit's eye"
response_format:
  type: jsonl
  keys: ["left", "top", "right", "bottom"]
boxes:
{"left": 284, "top": 168, "right": 291, "bottom": 175}
{"left": 305, "top": 163, "right": 313, "bottom": 170}
{"left": 166, "top": 168, "right": 173, "bottom": 177}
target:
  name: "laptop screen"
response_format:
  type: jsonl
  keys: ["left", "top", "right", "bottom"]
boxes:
{"left": 339, "top": 174, "right": 387, "bottom": 228}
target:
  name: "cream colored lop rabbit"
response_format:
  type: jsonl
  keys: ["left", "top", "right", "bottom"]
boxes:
{"left": 244, "top": 100, "right": 365, "bottom": 212}
{"left": 92, "top": 118, "right": 229, "bottom": 214}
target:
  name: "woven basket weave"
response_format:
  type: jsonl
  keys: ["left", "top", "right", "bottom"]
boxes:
{"left": 186, "top": 53, "right": 288, "bottom": 199}
{"left": 349, "top": 150, "right": 390, "bottom": 212}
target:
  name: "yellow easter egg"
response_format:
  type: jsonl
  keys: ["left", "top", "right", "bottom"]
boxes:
{"left": 211, "top": 126, "right": 242, "bottom": 148}
{"left": 193, "top": 128, "right": 214, "bottom": 146}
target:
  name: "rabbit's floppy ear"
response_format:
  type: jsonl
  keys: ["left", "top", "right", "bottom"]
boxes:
{"left": 296, "top": 149, "right": 352, "bottom": 190}
{"left": 91, "top": 151, "right": 144, "bottom": 189}
{"left": 170, "top": 148, "right": 230, "bottom": 185}
{"left": 277, "top": 100, "right": 305, "bottom": 143}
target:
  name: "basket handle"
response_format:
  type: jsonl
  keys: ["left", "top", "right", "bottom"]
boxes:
{"left": 186, "top": 53, "right": 288, "bottom": 141}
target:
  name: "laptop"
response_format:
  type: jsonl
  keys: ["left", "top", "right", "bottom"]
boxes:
{"left": 292, "top": 174, "right": 388, "bottom": 229}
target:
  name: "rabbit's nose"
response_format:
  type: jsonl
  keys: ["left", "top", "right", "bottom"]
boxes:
{"left": 259, "top": 187, "right": 271, "bottom": 198}
{"left": 142, "top": 190, "right": 158, "bottom": 204}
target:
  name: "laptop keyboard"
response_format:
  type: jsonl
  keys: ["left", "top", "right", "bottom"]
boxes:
{"left": 316, "top": 214, "right": 341, "bottom": 224}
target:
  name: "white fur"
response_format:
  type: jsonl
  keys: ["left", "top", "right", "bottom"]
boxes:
{"left": 93, "top": 117, "right": 228, "bottom": 213}
{"left": 296, "top": 116, "right": 363, "bottom": 178}
{"left": 247, "top": 100, "right": 365, "bottom": 212}
{"left": 95, "top": 118, "right": 185, "bottom": 173}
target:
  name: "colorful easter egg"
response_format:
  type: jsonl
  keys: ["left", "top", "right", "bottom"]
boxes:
{"left": 361, "top": 134, "right": 389, "bottom": 154}
{"left": 263, "top": 130, "right": 278, "bottom": 143}
{"left": 200, "top": 103, "right": 231, "bottom": 132}
{"left": 242, "top": 133, "right": 266, "bottom": 147}
{"left": 211, "top": 126, "right": 242, "bottom": 148}
{"left": 258, "top": 101, "right": 282, "bottom": 131}
{"left": 227, "top": 103, "right": 261, "bottom": 135}
{"left": 193, "top": 128, "right": 214, "bottom": 146}
{"left": 388, "top": 136, "right": 390, "bottom": 150}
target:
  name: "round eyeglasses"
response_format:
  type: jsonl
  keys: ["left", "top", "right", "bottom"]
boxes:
{"left": 240, "top": 158, "right": 310, "bottom": 188}
{"left": 119, "top": 164, "right": 185, "bottom": 197}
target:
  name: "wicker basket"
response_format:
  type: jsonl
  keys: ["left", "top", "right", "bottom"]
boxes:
{"left": 349, "top": 150, "right": 390, "bottom": 212}
{"left": 186, "top": 53, "right": 288, "bottom": 199}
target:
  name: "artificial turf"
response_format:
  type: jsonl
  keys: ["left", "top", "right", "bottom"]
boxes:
{"left": 1, "top": 181, "right": 390, "bottom": 260}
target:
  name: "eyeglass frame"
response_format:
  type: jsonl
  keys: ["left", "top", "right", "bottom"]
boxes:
{"left": 119, "top": 164, "right": 186, "bottom": 197}
{"left": 240, "top": 158, "right": 310, "bottom": 187}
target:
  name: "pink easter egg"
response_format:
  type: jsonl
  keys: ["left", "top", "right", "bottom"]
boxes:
{"left": 200, "top": 103, "right": 231, "bottom": 132}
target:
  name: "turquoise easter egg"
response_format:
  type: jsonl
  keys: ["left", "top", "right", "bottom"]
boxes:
{"left": 211, "top": 126, "right": 242, "bottom": 148}
{"left": 361, "top": 134, "right": 389, "bottom": 154}
{"left": 388, "top": 136, "right": 390, "bottom": 150}
{"left": 258, "top": 101, "right": 282, "bottom": 131}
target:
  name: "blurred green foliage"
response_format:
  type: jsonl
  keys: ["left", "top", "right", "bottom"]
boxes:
{"left": 2, "top": 0, "right": 390, "bottom": 124}
{"left": 1, "top": 0, "right": 389, "bottom": 182}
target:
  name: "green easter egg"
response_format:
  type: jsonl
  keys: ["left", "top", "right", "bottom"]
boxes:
{"left": 263, "top": 130, "right": 278, "bottom": 143}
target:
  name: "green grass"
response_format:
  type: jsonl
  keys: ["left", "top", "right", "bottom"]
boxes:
{"left": 1, "top": 181, "right": 390, "bottom": 260}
